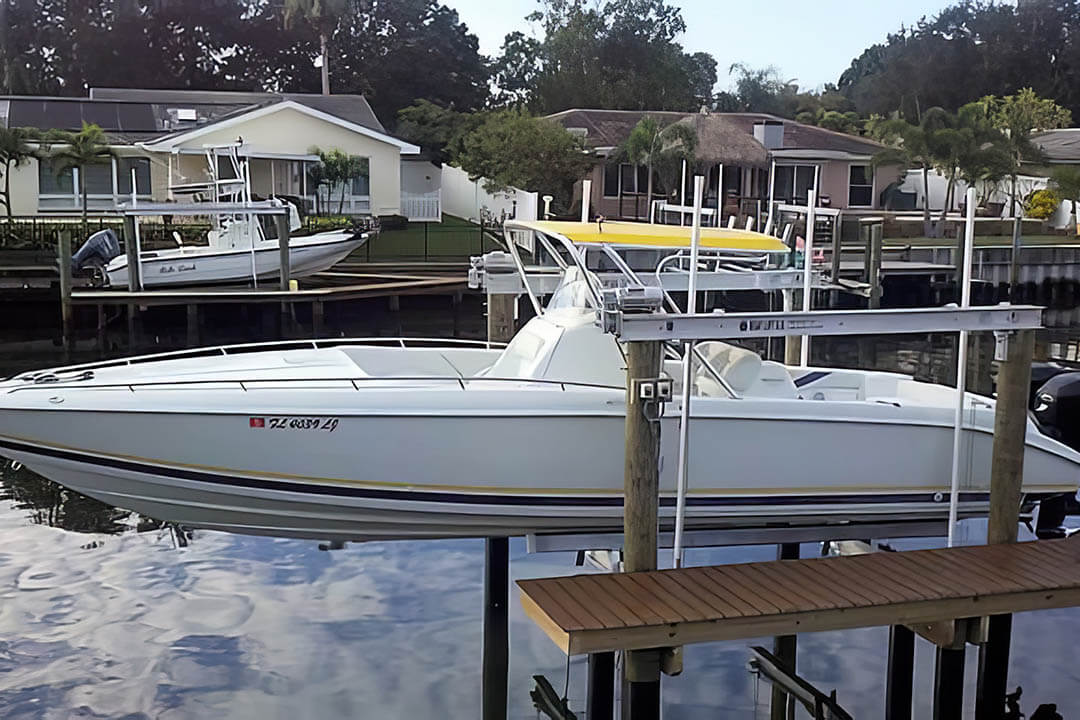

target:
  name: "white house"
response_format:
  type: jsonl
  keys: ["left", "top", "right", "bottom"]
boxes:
{"left": 1, "top": 88, "right": 442, "bottom": 221}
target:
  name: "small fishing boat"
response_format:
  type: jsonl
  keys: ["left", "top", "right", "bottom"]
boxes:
{"left": 1, "top": 220, "right": 1077, "bottom": 541}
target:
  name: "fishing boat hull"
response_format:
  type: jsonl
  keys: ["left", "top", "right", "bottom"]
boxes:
{"left": 106, "top": 230, "right": 365, "bottom": 288}
{"left": 0, "top": 369, "right": 1076, "bottom": 541}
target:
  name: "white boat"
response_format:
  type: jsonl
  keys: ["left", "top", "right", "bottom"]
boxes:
{"left": 1, "top": 221, "right": 1077, "bottom": 542}
{"left": 76, "top": 142, "right": 368, "bottom": 289}
{"left": 103, "top": 213, "right": 366, "bottom": 289}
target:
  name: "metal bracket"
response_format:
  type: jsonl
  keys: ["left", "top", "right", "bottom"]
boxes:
{"left": 994, "top": 329, "right": 1014, "bottom": 362}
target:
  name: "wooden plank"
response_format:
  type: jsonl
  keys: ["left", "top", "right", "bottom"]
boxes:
{"left": 560, "top": 587, "right": 1080, "bottom": 655}
{"left": 738, "top": 563, "right": 828, "bottom": 612}
{"left": 627, "top": 573, "right": 704, "bottom": 622}
{"left": 575, "top": 574, "right": 646, "bottom": 626}
{"left": 799, "top": 557, "right": 899, "bottom": 605}
{"left": 518, "top": 580, "right": 590, "bottom": 632}
{"left": 553, "top": 577, "right": 626, "bottom": 629}
{"left": 701, "top": 566, "right": 784, "bottom": 615}
{"left": 678, "top": 566, "right": 764, "bottom": 617}
{"left": 605, "top": 574, "right": 673, "bottom": 626}
{"left": 520, "top": 590, "right": 571, "bottom": 654}
{"left": 759, "top": 560, "right": 853, "bottom": 609}
{"left": 663, "top": 569, "right": 740, "bottom": 618}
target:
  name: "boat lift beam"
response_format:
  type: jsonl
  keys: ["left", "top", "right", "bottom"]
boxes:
{"left": 599, "top": 300, "right": 1044, "bottom": 343}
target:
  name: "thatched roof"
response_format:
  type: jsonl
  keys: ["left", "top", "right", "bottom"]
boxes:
{"left": 675, "top": 113, "right": 769, "bottom": 168}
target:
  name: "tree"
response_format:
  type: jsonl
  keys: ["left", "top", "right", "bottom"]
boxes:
{"left": 621, "top": 115, "right": 696, "bottom": 213}
{"left": 727, "top": 63, "right": 798, "bottom": 116}
{"left": 982, "top": 89, "right": 1072, "bottom": 217}
{"left": 312, "top": 147, "right": 366, "bottom": 214}
{"left": 1050, "top": 166, "right": 1080, "bottom": 236}
{"left": 395, "top": 100, "right": 482, "bottom": 165}
{"left": 44, "top": 123, "right": 112, "bottom": 232}
{"left": 284, "top": 0, "right": 351, "bottom": 95}
{"left": 454, "top": 110, "right": 593, "bottom": 214}
{"left": 0, "top": 126, "right": 37, "bottom": 220}
{"left": 872, "top": 114, "right": 937, "bottom": 235}
{"left": 494, "top": 0, "right": 718, "bottom": 114}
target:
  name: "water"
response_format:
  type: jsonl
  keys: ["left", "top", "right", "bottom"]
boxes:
{"left": 1, "top": 333, "right": 1079, "bottom": 718}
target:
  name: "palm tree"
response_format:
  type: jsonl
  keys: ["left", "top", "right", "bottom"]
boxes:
{"left": 622, "top": 116, "right": 696, "bottom": 218}
{"left": 872, "top": 114, "right": 936, "bottom": 236}
{"left": 284, "top": 0, "right": 351, "bottom": 95}
{"left": 0, "top": 126, "right": 37, "bottom": 220}
{"left": 1050, "top": 165, "right": 1080, "bottom": 236}
{"left": 45, "top": 123, "right": 113, "bottom": 233}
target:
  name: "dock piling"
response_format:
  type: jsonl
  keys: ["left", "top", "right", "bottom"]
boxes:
{"left": 482, "top": 537, "right": 509, "bottom": 720}
{"left": 623, "top": 339, "right": 663, "bottom": 720}
{"left": 123, "top": 215, "right": 142, "bottom": 292}
{"left": 587, "top": 651, "right": 615, "bottom": 720}
{"left": 869, "top": 224, "right": 883, "bottom": 310}
{"left": 186, "top": 304, "right": 199, "bottom": 347}
{"left": 933, "top": 646, "right": 965, "bottom": 720}
{"left": 58, "top": 229, "right": 73, "bottom": 358}
{"left": 770, "top": 542, "right": 799, "bottom": 720}
{"left": 885, "top": 625, "right": 915, "bottom": 720}
{"left": 486, "top": 291, "right": 515, "bottom": 346}
{"left": 974, "top": 327, "right": 1035, "bottom": 717}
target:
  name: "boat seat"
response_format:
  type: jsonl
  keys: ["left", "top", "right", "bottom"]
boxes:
{"left": 693, "top": 342, "right": 798, "bottom": 399}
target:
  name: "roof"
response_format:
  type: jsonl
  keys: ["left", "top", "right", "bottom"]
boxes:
{"left": 546, "top": 108, "right": 884, "bottom": 160}
{"left": 140, "top": 100, "right": 420, "bottom": 154}
{"left": 506, "top": 219, "right": 789, "bottom": 252}
{"left": 1034, "top": 129, "right": 1080, "bottom": 164}
{"left": 673, "top": 114, "right": 769, "bottom": 168}
{"left": 0, "top": 89, "right": 388, "bottom": 145}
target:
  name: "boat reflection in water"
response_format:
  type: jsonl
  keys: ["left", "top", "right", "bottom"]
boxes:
{"left": 0, "top": 459, "right": 190, "bottom": 544}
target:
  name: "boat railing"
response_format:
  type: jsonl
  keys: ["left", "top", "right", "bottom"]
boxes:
{"left": 11, "top": 337, "right": 508, "bottom": 380}
{"left": 6, "top": 375, "right": 624, "bottom": 395}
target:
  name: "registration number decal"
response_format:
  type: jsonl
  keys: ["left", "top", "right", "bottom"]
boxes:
{"left": 250, "top": 416, "right": 339, "bottom": 432}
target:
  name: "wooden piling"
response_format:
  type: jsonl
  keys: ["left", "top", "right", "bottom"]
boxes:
{"left": 96, "top": 304, "right": 106, "bottom": 357}
{"left": 487, "top": 292, "right": 515, "bottom": 345}
{"left": 623, "top": 339, "right": 663, "bottom": 720}
{"left": 123, "top": 215, "right": 141, "bottom": 292}
{"left": 770, "top": 542, "right": 799, "bottom": 720}
{"left": 869, "top": 224, "right": 883, "bottom": 310}
{"left": 312, "top": 300, "right": 324, "bottom": 338}
{"left": 275, "top": 213, "right": 290, "bottom": 290}
{"left": 57, "top": 230, "right": 73, "bottom": 358}
{"left": 974, "top": 328, "right": 1034, "bottom": 717}
{"left": 1008, "top": 217, "right": 1022, "bottom": 302}
{"left": 885, "top": 625, "right": 915, "bottom": 720}
{"left": 482, "top": 537, "right": 509, "bottom": 720}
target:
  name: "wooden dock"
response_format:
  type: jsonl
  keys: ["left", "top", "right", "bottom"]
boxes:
{"left": 518, "top": 538, "right": 1080, "bottom": 655}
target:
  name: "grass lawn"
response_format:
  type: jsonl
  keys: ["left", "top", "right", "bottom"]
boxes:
{"left": 348, "top": 214, "right": 502, "bottom": 261}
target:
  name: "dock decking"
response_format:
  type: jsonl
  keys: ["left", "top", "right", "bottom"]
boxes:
{"left": 518, "top": 538, "right": 1080, "bottom": 655}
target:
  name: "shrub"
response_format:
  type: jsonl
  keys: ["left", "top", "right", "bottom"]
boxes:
{"left": 1025, "top": 189, "right": 1059, "bottom": 219}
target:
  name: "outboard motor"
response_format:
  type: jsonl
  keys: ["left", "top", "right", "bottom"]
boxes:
{"left": 1032, "top": 371, "right": 1080, "bottom": 538}
{"left": 72, "top": 228, "right": 121, "bottom": 270}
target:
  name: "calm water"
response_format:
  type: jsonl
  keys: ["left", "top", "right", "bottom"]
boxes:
{"left": 1, "top": 333, "right": 1079, "bottom": 718}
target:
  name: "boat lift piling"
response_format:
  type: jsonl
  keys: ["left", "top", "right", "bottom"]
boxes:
{"left": 57, "top": 229, "right": 74, "bottom": 358}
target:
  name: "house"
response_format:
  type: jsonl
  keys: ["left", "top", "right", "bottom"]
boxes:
{"left": 546, "top": 108, "right": 897, "bottom": 223}
{"left": 1, "top": 88, "right": 442, "bottom": 221}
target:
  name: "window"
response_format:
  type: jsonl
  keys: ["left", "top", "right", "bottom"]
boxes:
{"left": 773, "top": 164, "right": 818, "bottom": 203}
{"left": 619, "top": 164, "right": 637, "bottom": 194}
{"left": 603, "top": 163, "right": 619, "bottom": 197}
{"left": 39, "top": 157, "right": 74, "bottom": 196}
{"left": 117, "top": 157, "right": 151, "bottom": 196}
{"left": 848, "top": 164, "right": 874, "bottom": 207}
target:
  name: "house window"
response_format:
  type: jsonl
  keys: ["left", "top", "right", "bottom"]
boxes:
{"left": 848, "top": 164, "right": 874, "bottom": 207}
{"left": 603, "top": 163, "right": 619, "bottom": 198}
{"left": 773, "top": 164, "right": 818, "bottom": 203}
{"left": 116, "top": 158, "right": 151, "bottom": 196}
{"left": 38, "top": 158, "right": 74, "bottom": 196}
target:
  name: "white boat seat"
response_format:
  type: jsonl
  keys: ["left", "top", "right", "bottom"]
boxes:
{"left": 694, "top": 342, "right": 798, "bottom": 399}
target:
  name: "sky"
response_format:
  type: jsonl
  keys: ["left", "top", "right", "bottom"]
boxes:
{"left": 448, "top": 0, "right": 979, "bottom": 92}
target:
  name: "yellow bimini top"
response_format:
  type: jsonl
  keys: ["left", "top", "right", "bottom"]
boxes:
{"left": 505, "top": 219, "right": 789, "bottom": 253}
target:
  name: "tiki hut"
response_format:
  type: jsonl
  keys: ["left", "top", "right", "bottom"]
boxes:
{"left": 672, "top": 112, "right": 770, "bottom": 221}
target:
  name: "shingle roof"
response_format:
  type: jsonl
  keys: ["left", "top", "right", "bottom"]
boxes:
{"left": 0, "top": 88, "right": 386, "bottom": 144}
{"left": 1034, "top": 129, "right": 1080, "bottom": 164}
{"left": 546, "top": 108, "right": 884, "bottom": 157}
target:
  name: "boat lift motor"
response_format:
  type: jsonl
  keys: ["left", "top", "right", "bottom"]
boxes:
{"left": 1031, "top": 371, "right": 1080, "bottom": 538}
{"left": 468, "top": 250, "right": 518, "bottom": 291}
{"left": 598, "top": 285, "right": 665, "bottom": 334}
{"left": 71, "top": 228, "right": 121, "bottom": 271}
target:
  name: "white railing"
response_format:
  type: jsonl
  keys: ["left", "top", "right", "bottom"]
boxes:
{"left": 401, "top": 190, "right": 442, "bottom": 222}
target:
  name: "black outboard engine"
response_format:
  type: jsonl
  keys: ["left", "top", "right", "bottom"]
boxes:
{"left": 72, "top": 228, "right": 121, "bottom": 271}
{"left": 1032, "top": 371, "right": 1080, "bottom": 538}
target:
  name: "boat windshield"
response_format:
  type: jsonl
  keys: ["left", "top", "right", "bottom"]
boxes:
{"left": 546, "top": 267, "right": 595, "bottom": 311}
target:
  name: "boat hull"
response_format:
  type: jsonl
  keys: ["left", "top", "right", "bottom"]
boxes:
{"left": 106, "top": 231, "right": 364, "bottom": 288}
{"left": 0, "top": 396, "right": 1074, "bottom": 541}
